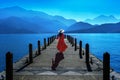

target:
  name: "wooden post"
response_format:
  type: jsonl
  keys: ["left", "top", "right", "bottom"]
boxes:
{"left": 44, "top": 38, "right": 46, "bottom": 49}
{"left": 71, "top": 37, "right": 72, "bottom": 45}
{"left": 6, "top": 52, "right": 13, "bottom": 80}
{"left": 79, "top": 40, "right": 82, "bottom": 58}
{"left": 49, "top": 37, "right": 51, "bottom": 44}
{"left": 52, "top": 36, "right": 54, "bottom": 42}
{"left": 103, "top": 52, "right": 110, "bottom": 80}
{"left": 75, "top": 38, "right": 77, "bottom": 51}
{"left": 67, "top": 35, "right": 69, "bottom": 42}
{"left": 29, "top": 43, "right": 33, "bottom": 63}
{"left": 72, "top": 38, "right": 74, "bottom": 46}
{"left": 68, "top": 35, "right": 70, "bottom": 43}
{"left": 67, "top": 35, "right": 68, "bottom": 41}
{"left": 38, "top": 40, "right": 41, "bottom": 55}
{"left": 85, "top": 43, "right": 89, "bottom": 64}
{"left": 50, "top": 37, "right": 52, "bottom": 44}
{"left": 69, "top": 36, "right": 71, "bottom": 44}
{"left": 64, "top": 35, "right": 66, "bottom": 39}
{"left": 48, "top": 38, "right": 50, "bottom": 46}
{"left": 53, "top": 35, "right": 55, "bottom": 41}
{"left": 82, "top": 50, "right": 85, "bottom": 55}
{"left": 51, "top": 36, "right": 53, "bottom": 43}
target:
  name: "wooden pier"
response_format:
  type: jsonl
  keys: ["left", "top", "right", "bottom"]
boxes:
{"left": 1, "top": 35, "right": 119, "bottom": 80}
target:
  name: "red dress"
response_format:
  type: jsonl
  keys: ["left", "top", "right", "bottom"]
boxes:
{"left": 57, "top": 33, "right": 67, "bottom": 53}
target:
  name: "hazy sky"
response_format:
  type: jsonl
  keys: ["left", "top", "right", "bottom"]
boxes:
{"left": 0, "top": 0, "right": 120, "bottom": 21}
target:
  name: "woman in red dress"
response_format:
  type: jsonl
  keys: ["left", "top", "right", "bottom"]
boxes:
{"left": 51, "top": 29, "right": 67, "bottom": 70}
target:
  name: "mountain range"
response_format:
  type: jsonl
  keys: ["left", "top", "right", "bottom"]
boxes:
{"left": 66, "top": 22, "right": 120, "bottom": 33}
{"left": 66, "top": 15, "right": 120, "bottom": 33}
{"left": 0, "top": 6, "right": 76, "bottom": 33}
{"left": 84, "top": 15, "right": 120, "bottom": 25}
{"left": 0, "top": 6, "right": 120, "bottom": 33}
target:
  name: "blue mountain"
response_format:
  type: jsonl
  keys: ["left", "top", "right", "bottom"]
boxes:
{"left": 84, "top": 15, "right": 119, "bottom": 25}
{"left": 0, "top": 6, "right": 77, "bottom": 33}
{"left": 53, "top": 15, "right": 76, "bottom": 26}
{"left": 0, "top": 17, "right": 40, "bottom": 33}
{"left": 84, "top": 22, "right": 120, "bottom": 33}
{"left": 0, "top": 6, "right": 51, "bottom": 19}
{"left": 66, "top": 21, "right": 120, "bottom": 33}
{"left": 66, "top": 22, "right": 94, "bottom": 32}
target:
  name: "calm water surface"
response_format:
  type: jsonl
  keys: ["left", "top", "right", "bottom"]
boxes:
{"left": 0, "top": 34, "right": 54, "bottom": 72}
{"left": 70, "top": 33, "right": 120, "bottom": 73}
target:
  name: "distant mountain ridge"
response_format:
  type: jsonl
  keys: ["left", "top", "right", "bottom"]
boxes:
{"left": 0, "top": 16, "right": 39, "bottom": 33}
{"left": 84, "top": 15, "right": 120, "bottom": 25}
{"left": 53, "top": 15, "right": 76, "bottom": 26}
{"left": 0, "top": 6, "right": 77, "bottom": 33}
{"left": 0, "top": 6, "right": 51, "bottom": 19}
{"left": 1, "top": 6, "right": 120, "bottom": 33}
{"left": 66, "top": 21, "right": 120, "bottom": 33}
{"left": 66, "top": 22, "right": 94, "bottom": 32}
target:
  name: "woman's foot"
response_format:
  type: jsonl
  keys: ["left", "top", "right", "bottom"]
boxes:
{"left": 51, "top": 66, "right": 56, "bottom": 71}
{"left": 51, "top": 58, "right": 56, "bottom": 71}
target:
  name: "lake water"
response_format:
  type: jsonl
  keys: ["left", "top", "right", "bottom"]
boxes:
{"left": 0, "top": 33, "right": 120, "bottom": 73}
{"left": 0, "top": 34, "right": 55, "bottom": 72}
{"left": 70, "top": 33, "right": 120, "bottom": 73}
